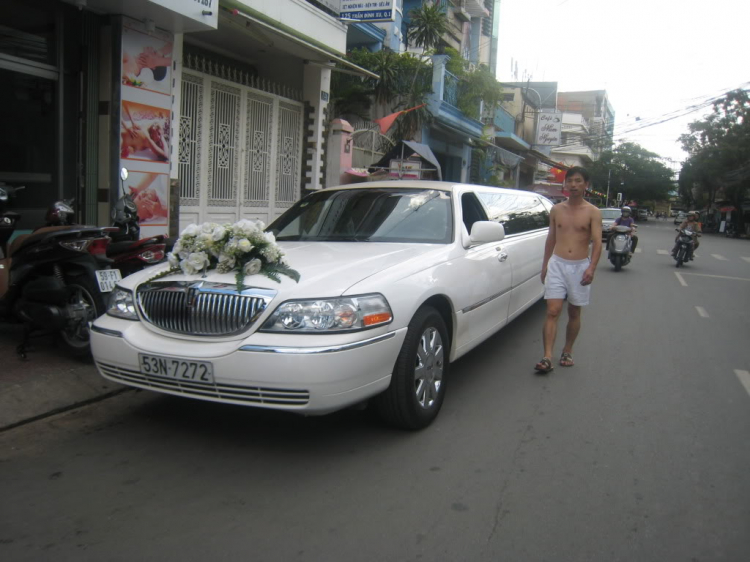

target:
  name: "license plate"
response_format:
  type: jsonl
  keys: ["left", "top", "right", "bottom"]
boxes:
{"left": 96, "top": 269, "right": 122, "bottom": 292}
{"left": 139, "top": 354, "right": 214, "bottom": 384}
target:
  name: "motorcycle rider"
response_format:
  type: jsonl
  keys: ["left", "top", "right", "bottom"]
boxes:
{"left": 611, "top": 206, "right": 638, "bottom": 255}
{"left": 672, "top": 210, "right": 701, "bottom": 259}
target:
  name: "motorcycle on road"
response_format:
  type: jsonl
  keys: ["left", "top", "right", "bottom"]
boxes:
{"left": 674, "top": 228, "right": 700, "bottom": 268}
{"left": 608, "top": 225, "right": 635, "bottom": 272}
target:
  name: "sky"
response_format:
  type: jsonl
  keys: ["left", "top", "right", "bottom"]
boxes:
{"left": 496, "top": 0, "right": 750, "bottom": 171}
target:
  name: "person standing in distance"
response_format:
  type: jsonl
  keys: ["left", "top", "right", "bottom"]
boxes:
{"left": 535, "top": 166, "right": 603, "bottom": 373}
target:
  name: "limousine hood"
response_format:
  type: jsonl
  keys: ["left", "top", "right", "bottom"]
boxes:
{"left": 124, "top": 242, "right": 443, "bottom": 299}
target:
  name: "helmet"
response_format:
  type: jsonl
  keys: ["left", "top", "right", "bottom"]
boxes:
{"left": 621, "top": 206, "right": 631, "bottom": 215}
{"left": 45, "top": 200, "right": 75, "bottom": 226}
{"left": 687, "top": 210, "right": 697, "bottom": 218}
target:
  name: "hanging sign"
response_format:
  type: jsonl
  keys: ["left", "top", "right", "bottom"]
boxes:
{"left": 340, "top": 0, "right": 397, "bottom": 22}
{"left": 535, "top": 111, "right": 562, "bottom": 146}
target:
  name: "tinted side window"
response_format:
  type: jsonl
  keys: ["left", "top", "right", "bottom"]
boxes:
{"left": 477, "top": 192, "right": 549, "bottom": 235}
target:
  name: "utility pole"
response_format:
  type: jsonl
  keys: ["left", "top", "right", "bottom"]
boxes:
{"left": 606, "top": 168, "right": 611, "bottom": 207}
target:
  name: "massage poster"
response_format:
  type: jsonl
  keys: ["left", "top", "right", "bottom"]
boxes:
{"left": 119, "top": 17, "right": 174, "bottom": 235}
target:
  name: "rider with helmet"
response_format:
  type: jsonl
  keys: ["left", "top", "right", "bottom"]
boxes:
{"left": 672, "top": 210, "right": 701, "bottom": 258}
{"left": 612, "top": 206, "right": 638, "bottom": 254}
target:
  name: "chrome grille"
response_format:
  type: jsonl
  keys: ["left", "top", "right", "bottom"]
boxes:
{"left": 97, "top": 362, "right": 309, "bottom": 406}
{"left": 137, "top": 281, "right": 276, "bottom": 336}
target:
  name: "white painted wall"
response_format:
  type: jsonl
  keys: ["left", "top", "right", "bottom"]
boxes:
{"left": 234, "top": 0, "right": 348, "bottom": 54}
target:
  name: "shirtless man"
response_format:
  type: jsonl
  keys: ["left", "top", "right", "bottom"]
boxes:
{"left": 535, "top": 166, "right": 602, "bottom": 373}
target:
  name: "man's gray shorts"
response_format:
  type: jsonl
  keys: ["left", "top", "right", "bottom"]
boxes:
{"left": 544, "top": 254, "right": 591, "bottom": 306}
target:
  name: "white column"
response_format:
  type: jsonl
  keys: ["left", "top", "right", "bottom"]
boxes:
{"left": 303, "top": 62, "right": 332, "bottom": 191}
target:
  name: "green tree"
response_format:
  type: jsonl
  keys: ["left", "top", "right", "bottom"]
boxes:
{"left": 590, "top": 142, "right": 674, "bottom": 205}
{"left": 679, "top": 89, "right": 750, "bottom": 232}
{"left": 408, "top": 1, "right": 449, "bottom": 52}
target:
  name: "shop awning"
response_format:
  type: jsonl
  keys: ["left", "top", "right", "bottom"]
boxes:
{"left": 720, "top": 206, "right": 736, "bottom": 212}
{"left": 225, "top": 6, "right": 379, "bottom": 79}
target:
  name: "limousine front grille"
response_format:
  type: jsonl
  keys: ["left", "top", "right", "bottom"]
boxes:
{"left": 137, "top": 281, "right": 276, "bottom": 336}
{"left": 96, "top": 362, "right": 310, "bottom": 406}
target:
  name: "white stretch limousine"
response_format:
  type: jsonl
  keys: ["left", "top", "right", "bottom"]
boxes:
{"left": 91, "top": 182, "right": 553, "bottom": 429}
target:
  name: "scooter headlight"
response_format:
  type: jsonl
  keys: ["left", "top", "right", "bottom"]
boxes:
{"left": 107, "top": 287, "right": 139, "bottom": 320}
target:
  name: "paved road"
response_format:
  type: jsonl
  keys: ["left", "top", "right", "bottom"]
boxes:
{"left": 2, "top": 220, "right": 749, "bottom": 562}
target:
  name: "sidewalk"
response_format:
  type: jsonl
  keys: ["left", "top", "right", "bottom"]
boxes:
{"left": 0, "top": 325, "right": 125, "bottom": 431}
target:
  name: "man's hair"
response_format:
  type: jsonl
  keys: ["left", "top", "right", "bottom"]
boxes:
{"left": 565, "top": 166, "right": 590, "bottom": 183}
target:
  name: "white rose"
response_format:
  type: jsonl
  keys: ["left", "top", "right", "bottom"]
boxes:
{"left": 167, "top": 252, "right": 179, "bottom": 268}
{"left": 218, "top": 253, "right": 236, "bottom": 269}
{"left": 237, "top": 238, "right": 253, "bottom": 253}
{"left": 180, "top": 261, "right": 197, "bottom": 276}
{"left": 243, "top": 258, "right": 262, "bottom": 276}
{"left": 255, "top": 220, "right": 266, "bottom": 231}
{"left": 263, "top": 231, "right": 276, "bottom": 244}
{"left": 197, "top": 232, "right": 212, "bottom": 246}
{"left": 211, "top": 226, "right": 226, "bottom": 242}
{"left": 181, "top": 224, "right": 201, "bottom": 237}
{"left": 172, "top": 240, "right": 183, "bottom": 254}
{"left": 187, "top": 251, "right": 209, "bottom": 271}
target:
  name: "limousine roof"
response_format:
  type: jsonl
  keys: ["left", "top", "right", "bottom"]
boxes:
{"left": 327, "top": 180, "right": 545, "bottom": 198}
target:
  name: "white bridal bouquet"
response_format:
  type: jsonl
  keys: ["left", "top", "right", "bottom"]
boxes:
{"left": 152, "top": 219, "right": 300, "bottom": 290}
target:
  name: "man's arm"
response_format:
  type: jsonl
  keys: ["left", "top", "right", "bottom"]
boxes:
{"left": 541, "top": 206, "right": 557, "bottom": 283}
{"left": 582, "top": 207, "right": 602, "bottom": 285}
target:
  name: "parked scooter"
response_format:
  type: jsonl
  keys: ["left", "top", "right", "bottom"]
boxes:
{"left": 44, "top": 169, "right": 167, "bottom": 278}
{"left": 674, "top": 227, "right": 700, "bottom": 267}
{"left": 106, "top": 169, "right": 167, "bottom": 277}
{"left": 0, "top": 183, "right": 119, "bottom": 358}
{"left": 608, "top": 225, "right": 635, "bottom": 271}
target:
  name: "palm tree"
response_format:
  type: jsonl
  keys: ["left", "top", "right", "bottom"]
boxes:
{"left": 408, "top": 1, "right": 449, "bottom": 52}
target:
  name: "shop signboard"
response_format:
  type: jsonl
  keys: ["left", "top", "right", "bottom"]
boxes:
{"left": 148, "top": 0, "right": 219, "bottom": 29}
{"left": 340, "top": 0, "right": 397, "bottom": 22}
{"left": 535, "top": 111, "right": 562, "bottom": 146}
{"left": 119, "top": 17, "right": 174, "bottom": 238}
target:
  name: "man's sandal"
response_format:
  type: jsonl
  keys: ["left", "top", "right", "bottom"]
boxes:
{"left": 560, "top": 352, "right": 574, "bottom": 367}
{"left": 535, "top": 357, "right": 554, "bottom": 374}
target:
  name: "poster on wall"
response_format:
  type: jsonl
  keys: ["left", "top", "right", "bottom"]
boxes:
{"left": 121, "top": 171, "right": 170, "bottom": 227}
{"left": 119, "top": 17, "right": 174, "bottom": 238}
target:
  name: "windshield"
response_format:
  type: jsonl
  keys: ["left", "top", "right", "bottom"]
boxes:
{"left": 601, "top": 210, "right": 621, "bottom": 220}
{"left": 268, "top": 188, "right": 453, "bottom": 243}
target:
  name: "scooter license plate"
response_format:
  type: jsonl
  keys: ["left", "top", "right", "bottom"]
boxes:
{"left": 95, "top": 269, "right": 122, "bottom": 292}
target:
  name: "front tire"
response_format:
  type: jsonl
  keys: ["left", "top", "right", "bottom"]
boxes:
{"left": 613, "top": 254, "right": 622, "bottom": 272}
{"left": 675, "top": 247, "right": 685, "bottom": 268}
{"left": 59, "top": 275, "right": 106, "bottom": 358}
{"left": 374, "top": 306, "right": 449, "bottom": 430}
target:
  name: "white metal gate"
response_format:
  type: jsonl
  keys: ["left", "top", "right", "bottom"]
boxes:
{"left": 178, "top": 66, "right": 304, "bottom": 230}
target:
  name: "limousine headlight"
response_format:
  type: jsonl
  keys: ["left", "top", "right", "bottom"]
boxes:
{"left": 261, "top": 294, "right": 393, "bottom": 333}
{"left": 107, "top": 287, "right": 139, "bottom": 320}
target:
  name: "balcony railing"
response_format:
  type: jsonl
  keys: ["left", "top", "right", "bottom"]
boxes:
{"left": 493, "top": 105, "right": 515, "bottom": 133}
{"left": 444, "top": 70, "right": 460, "bottom": 107}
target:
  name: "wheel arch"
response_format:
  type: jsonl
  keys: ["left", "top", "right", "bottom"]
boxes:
{"left": 419, "top": 294, "right": 454, "bottom": 352}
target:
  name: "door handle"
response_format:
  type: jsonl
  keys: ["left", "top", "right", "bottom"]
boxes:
{"left": 498, "top": 252, "right": 508, "bottom": 262}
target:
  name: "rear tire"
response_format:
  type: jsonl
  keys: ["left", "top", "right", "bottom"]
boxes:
{"left": 374, "top": 306, "right": 449, "bottom": 430}
{"left": 59, "top": 275, "right": 106, "bottom": 358}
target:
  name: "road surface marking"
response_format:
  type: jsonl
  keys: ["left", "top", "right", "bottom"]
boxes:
{"left": 695, "top": 306, "right": 709, "bottom": 318}
{"left": 635, "top": 248, "right": 642, "bottom": 253}
{"left": 680, "top": 272, "right": 750, "bottom": 282}
{"left": 657, "top": 249, "right": 670, "bottom": 255}
{"left": 711, "top": 254, "right": 728, "bottom": 261}
{"left": 675, "top": 272, "right": 688, "bottom": 286}
{"left": 742, "top": 257, "right": 750, "bottom": 263}
{"left": 735, "top": 370, "right": 750, "bottom": 398}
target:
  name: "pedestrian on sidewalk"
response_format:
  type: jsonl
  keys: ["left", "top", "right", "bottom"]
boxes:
{"left": 535, "top": 166, "right": 603, "bottom": 374}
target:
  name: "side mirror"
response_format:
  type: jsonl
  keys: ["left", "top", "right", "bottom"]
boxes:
{"left": 120, "top": 168, "right": 129, "bottom": 181}
{"left": 470, "top": 221, "right": 505, "bottom": 245}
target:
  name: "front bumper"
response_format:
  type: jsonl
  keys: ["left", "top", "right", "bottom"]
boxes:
{"left": 91, "top": 318, "right": 407, "bottom": 415}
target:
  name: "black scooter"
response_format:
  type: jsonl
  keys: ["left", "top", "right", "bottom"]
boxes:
{"left": 0, "top": 183, "right": 117, "bottom": 358}
{"left": 674, "top": 227, "right": 701, "bottom": 268}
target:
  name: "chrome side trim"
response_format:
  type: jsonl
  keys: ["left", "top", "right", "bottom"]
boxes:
{"left": 461, "top": 286, "right": 513, "bottom": 314}
{"left": 91, "top": 325, "right": 123, "bottom": 338}
{"left": 239, "top": 332, "right": 396, "bottom": 354}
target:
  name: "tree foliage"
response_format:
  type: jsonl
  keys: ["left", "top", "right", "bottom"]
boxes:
{"left": 443, "top": 48, "right": 503, "bottom": 120}
{"left": 679, "top": 89, "right": 750, "bottom": 229}
{"left": 408, "top": 1, "right": 449, "bottom": 52}
{"left": 589, "top": 142, "right": 674, "bottom": 204}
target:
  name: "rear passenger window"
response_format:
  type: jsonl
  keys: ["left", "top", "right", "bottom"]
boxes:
{"left": 477, "top": 192, "right": 550, "bottom": 235}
